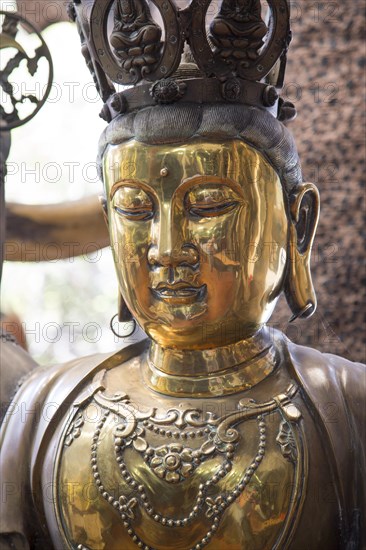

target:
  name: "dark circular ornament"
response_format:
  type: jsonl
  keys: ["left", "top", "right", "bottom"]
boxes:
{"left": 221, "top": 78, "right": 242, "bottom": 102}
{"left": 149, "top": 78, "right": 186, "bottom": 104}
{"left": 0, "top": 10, "right": 53, "bottom": 131}
{"left": 278, "top": 99, "right": 297, "bottom": 122}
{"left": 262, "top": 85, "right": 279, "bottom": 107}
{"left": 110, "top": 92, "right": 127, "bottom": 114}
{"left": 109, "top": 314, "right": 136, "bottom": 338}
{"left": 99, "top": 104, "right": 112, "bottom": 122}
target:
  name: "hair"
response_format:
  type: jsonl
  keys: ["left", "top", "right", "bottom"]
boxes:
{"left": 97, "top": 102, "right": 301, "bottom": 194}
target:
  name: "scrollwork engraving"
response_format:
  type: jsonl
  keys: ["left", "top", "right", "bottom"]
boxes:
{"left": 276, "top": 420, "right": 297, "bottom": 463}
{"left": 64, "top": 412, "right": 84, "bottom": 447}
{"left": 80, "top": 383, "right": 302, "bottom": 549}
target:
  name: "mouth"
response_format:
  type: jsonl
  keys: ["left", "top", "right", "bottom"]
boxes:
{"left": 150, "top": 281, "right": 207, "bottom": 304}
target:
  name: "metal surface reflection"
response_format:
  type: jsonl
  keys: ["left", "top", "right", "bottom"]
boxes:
{"left": 56, "top": 351, "right": 307, "bottom": 550}
{"left": 1, "top": 0, "right": 364, "bottom": 547}
{"left": 104, "top": 140, "right": 288, "bottom": 351}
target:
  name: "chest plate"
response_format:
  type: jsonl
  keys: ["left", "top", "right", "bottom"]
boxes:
{"left": 54, "top": 371, "right": 306, "bottom": 550}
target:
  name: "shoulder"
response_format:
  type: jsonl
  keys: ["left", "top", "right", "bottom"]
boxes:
{"left": 0, "top": 339, "right": 149, "bottom": 543}
{"left": 283, "top": 334, "right": 365, "bottom": 466}
{"left": 2, "top": 338, "right": 149, "bottom": 427}
{"left": 284, "top": 335, "right": 365, "bottom": 405}
{"left": 281, "top": 335, "right": 365, "bottom": 545}
{"left": 0, "top": 339, "right": 38, "bottom": 422}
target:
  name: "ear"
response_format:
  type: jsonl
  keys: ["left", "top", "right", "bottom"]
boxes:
{"left": 118, "top": 291, "right": 133, "bottom": 323}
{"left": 284, "top": 183, "right": 320, "bottom": 321}
{"left": 98, "top": 195, "right": 109, "bottom": 227}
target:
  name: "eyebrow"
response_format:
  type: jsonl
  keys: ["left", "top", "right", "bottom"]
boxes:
{"left": 109, "top": 179, "right": 146, "bottom": 200}
{"left": 109, "top": 175, "right": 242, "bottom": 200}
{"left": 179, "top": 175, "right": 243, "bottom": 194}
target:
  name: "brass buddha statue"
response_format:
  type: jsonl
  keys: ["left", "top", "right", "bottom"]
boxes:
{"left": 1, "top": 0, "right": 365, "bottom": 549}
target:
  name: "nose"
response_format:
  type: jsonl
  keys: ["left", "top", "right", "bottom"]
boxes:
{"left": 147, "top": 204, "right": 199, "bottom": 268}
{"left": 147, "top": 242, "right": 199, "bottom": 268}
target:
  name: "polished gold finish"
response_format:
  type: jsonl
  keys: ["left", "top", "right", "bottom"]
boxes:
{"left": 56, "top": 353, "right": 307, "bottom": 550}
{"left": 149, "top": 326, "right": 273, "bottom": 377}
{"left": 144, "top": 327, "right": 278, "bottom": 396}
{"left": 1, "top": 134, "right": 363, "bottom": 550}
{"left": 284, "top": 183, "right": 320, "bottom": 321}
{"left": 104, "top": 139, "right": 289, "bottom": 351}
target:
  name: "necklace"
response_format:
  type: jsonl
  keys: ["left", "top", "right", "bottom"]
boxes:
{"left": 78, "top": 380, "right": 304, "bottom": 550}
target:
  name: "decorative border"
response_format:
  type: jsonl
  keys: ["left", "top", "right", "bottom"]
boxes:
{"left": 90, "top": 0, "right": 184, "bottom": 85}
{"left": 88, "top": 0, "right": 290, "bottom": 86}
{"left": 189, "top": 0, "right": 290, "bottom": 81}
{"left": 53, "top": 381, "right": 307, "bottom": 549}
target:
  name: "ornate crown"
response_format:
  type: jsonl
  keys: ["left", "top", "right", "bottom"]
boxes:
{"left": 69, "top": 0, "right": 294, "bottom": 122}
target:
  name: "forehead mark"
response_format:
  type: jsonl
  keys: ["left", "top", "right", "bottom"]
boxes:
{"left": 106, "top": 140, "right": 281, "bottom": 200}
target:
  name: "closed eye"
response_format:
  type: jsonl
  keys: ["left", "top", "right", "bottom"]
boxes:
{"left": 189, "top": 201, "right": 239, "bottom": 217}
{"left": 184, "top": 184, "right": 242, "bottom": 218}
{"left": 114, "top": 205, "right": 153, "bottom": 221}
{"left": 112, "top": 185, "right": 154, "bottom": 221}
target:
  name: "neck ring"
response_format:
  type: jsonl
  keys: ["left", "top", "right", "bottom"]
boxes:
{"left": 143, "top": 327, "right": 278, "bottom": 397}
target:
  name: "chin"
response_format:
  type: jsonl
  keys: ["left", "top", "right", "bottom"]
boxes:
{"left": 141, "top": 313, "right": 265, "bottom": 350}
{"left": 136, "top": 297, "right": 209, "bottom": 325}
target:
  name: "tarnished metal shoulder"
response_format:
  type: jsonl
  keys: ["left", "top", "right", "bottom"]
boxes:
{"left": 0, "top": 339, "right": 149, "bottom": 548}
{"left": 0, "top": 338, "right": 38, "bottom": 424}
{"left": 284, "top": 337, "right": 366, "bottom": 548}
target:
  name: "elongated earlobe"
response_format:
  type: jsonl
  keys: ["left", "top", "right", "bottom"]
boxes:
{"left": 99, "top": 195, "right": 108, "bottom": 226}
{"left": 100, "top": 195, "right": 133, "bottom": 322}
{"left": 110, "top": 292, "right": 135, "bottom": 337}
{"left": 118, "top": 291, "right": 133, "bottom": 322}
{"left": 284, "top": 183, "right": 320, "bottom": 322}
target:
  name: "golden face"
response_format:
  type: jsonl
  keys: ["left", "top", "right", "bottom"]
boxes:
{"left": 104, "top": 139, "right": 289, "bottom": 349}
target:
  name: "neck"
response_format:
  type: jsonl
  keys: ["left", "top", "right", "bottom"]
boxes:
{"left": 142, "top": 326, "right": 278, "bottom": 397}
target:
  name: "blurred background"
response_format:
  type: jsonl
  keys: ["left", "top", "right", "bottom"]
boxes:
{"left": 1, "top": 0, "right": 365, "bottom": 364}
{"left": 1, "top": 6, "right": 124, "bottom": 363}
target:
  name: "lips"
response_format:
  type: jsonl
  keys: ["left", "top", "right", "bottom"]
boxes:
{"left": 150, "top": 281, "right": 207, "bottom": 304}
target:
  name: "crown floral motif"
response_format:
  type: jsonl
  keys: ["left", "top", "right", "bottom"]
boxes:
{"left": 70, "top": 0, "right": 293, "bottom": 121}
